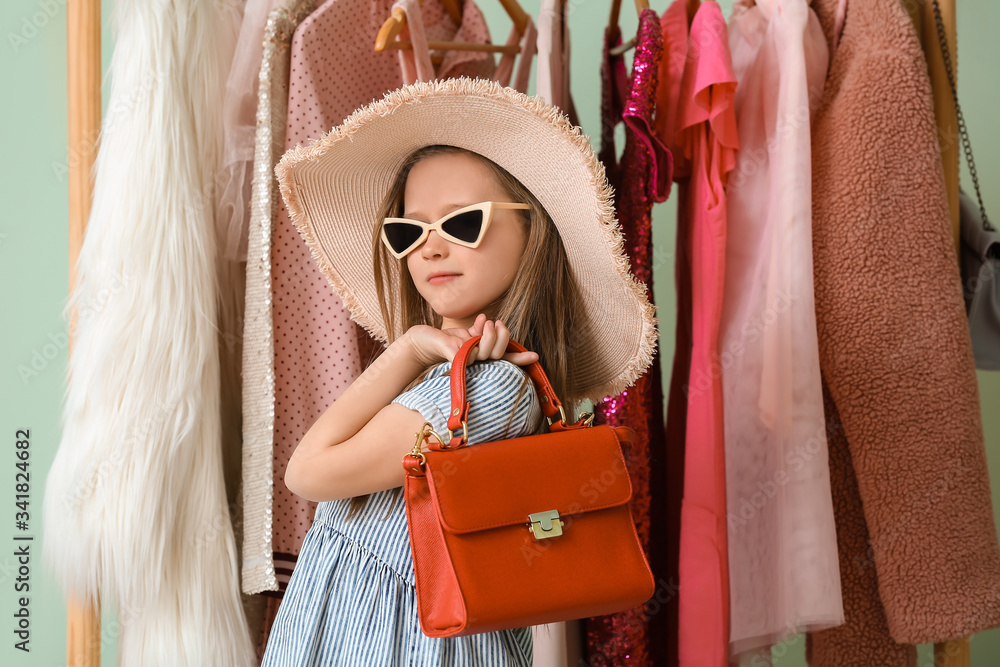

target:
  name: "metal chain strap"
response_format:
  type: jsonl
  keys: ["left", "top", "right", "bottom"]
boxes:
{"left": 931, "top": 0, "right": 993, "bottom": 231}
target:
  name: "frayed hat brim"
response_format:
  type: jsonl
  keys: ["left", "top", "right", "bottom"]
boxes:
{"left": 276, "top": 77, "right": 657, "bottom": 403}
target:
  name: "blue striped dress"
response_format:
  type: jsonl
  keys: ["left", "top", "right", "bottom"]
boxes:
{"left": 260, "top": 359, "right": 543, "bottom": 666}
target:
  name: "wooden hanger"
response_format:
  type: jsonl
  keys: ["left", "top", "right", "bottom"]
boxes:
{"left": 375, "top": 0, "right": 530, "bottom": 58}
{"left": 609, "top": 0, "right": 649, "bottom": 26}
{"left": 441, "top": 0, "right": 464, "bottom": 23}
{"left": 608, "top": 0, "right": 654, "bottom": 56}
{"left": 686, "top": 0, "right": 701, "bottom": 22}
{"left": 610, "top": 0, "right": 622, "bottom": 30}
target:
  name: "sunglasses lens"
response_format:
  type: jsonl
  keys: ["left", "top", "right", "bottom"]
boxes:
{"left": 383, "top": 222, "right": 423, "bottom": 255}
{"left": 441, "top": 209, "right": 485, "bottom": 244}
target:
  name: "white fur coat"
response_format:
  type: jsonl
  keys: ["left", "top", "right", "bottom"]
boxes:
{"left": 42, "top": 0, "right": 254, "bottom": 664}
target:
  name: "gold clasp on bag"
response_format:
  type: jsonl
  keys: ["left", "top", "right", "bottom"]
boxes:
{"left": 545, "top": 404, "right": 569, "bottom": 427}
{"left": 527, "top": 510, "right": 564, "bottom": 540}
{"left": 404, "top": 422, "right": 445, "bottom": 466}
{"left": 447, "top": 420, "right": 468, "bottom": 447}
{"left": 546, "top": 408, "right": 595, "bottom": 429}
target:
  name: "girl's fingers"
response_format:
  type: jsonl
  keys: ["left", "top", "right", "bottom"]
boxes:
{"left": 478, "top": 320, "right": 496, "bottom": 361}
{"left": 468, "top": 313, "right": 487, "bottom": 337}
{"left": 455, "top": 318, "right": 528, "bottom": 363}
{"left": 493, "top": 319, "right": 510, "bottom": 358}
{"left": 503, "top": 350, "right": 538, "bottom": 366}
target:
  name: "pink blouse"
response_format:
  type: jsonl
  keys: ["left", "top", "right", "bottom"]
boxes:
{"left": 657, "top": 1, "right": 739, "bottom": 664}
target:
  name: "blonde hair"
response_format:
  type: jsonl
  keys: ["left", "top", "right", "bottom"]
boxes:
{"left": 347, "top": 144, "right": 586, "bottom": 520}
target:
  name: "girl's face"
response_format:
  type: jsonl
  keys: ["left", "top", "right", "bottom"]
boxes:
{"left": 403, "top": 152, "right": 528, "bottom": 330}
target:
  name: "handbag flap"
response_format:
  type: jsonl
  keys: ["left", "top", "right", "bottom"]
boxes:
{"left": 960, "top": 189, "right": 1000, "bottom": 260}
{"left": 422, "top": 425, "right": 633, "bottom": 534}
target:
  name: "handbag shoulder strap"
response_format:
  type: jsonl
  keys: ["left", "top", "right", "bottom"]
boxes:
{"left": 931, "top": 0, "right": 994, "bottom": 232}
{"left": 443, "top": 335, "right": 563, "bottom": 445}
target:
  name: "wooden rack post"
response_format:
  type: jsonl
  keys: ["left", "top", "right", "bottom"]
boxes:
{"left": 66, "top": 0, "right": 102, "bottom": 665}
{"left": 931, "top": 18, "right": 970, "bottom": 667}
{"left": 907, "top": 3, "right": 971, "bottom": 664}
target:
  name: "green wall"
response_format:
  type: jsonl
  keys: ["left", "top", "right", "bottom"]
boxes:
{"left": 1, "top": 0, "right": 997, "bottom": 664}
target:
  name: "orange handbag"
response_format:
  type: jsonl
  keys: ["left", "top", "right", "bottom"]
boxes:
{"left": 400, "top": 335, "right": 656, "bottom": 638}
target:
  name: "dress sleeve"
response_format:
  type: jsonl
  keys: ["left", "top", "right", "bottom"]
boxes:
{"left": 391, "top": 359, "right": 542, "bottom": 445}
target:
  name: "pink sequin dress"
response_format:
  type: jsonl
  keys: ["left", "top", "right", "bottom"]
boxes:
{"left": 586, "top": 9, "right": 672, "bottom": 666}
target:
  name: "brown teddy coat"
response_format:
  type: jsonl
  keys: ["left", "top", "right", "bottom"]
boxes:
{"left": 805, "top": 0, "right": 1000, "bottom": 663}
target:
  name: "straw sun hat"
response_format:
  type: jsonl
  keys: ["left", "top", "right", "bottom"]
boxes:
{"left": 275, "top": 76, "right": 657, "bottom": 402}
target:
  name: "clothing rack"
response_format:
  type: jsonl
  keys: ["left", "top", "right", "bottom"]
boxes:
{"left": 66, "top": 0, "right": 101, "bottom": 663}
{"left": 62, "top": 1, "right": 971, "bottom": 665}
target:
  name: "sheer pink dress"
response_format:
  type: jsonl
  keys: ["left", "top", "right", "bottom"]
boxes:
{"left": 722, "top": 0, "right": 844, "bottom": 661}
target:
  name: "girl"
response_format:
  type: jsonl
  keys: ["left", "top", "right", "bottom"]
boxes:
{"left": 261, "top": 78, "right": 657, "bottom": 666}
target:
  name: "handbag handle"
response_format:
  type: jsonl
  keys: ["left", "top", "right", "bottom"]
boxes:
{"left": 431, "top": 335, "right": 570, "bottom": 450}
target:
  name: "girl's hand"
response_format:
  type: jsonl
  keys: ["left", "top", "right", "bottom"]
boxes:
{"left": 469, "top": 315, "right": 538, "bottom": 366}
{"left": 403, "top": 314, "right": 539, "bottom": 368}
